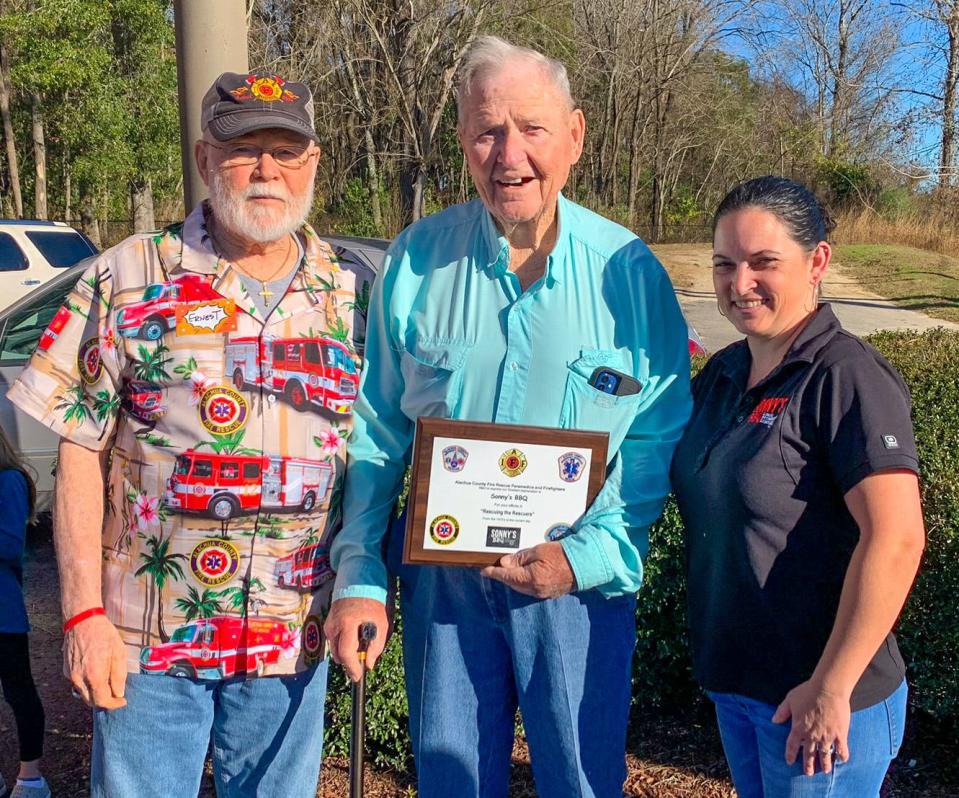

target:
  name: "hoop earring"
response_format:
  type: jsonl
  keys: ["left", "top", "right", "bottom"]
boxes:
{"left": 803, "top": 282, "right": 820, "bottom": 314}
{"left": 717, "top": 299, "right": 727, "bottom": 318}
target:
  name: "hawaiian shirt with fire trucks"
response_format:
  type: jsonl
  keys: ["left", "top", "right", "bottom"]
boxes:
{"left": 7, "top": 202, "right": 374, "bottom": 680}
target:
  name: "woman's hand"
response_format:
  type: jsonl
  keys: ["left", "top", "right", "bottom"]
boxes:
{"left": 772, "top": 679, "right": 851, "bottom": 775}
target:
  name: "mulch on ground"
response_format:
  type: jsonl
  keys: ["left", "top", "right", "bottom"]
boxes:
{"left": 2, "top": 531, "right": 955, "bottom": 796}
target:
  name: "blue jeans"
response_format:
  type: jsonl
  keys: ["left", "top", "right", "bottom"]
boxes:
{"left": 708, "top": 679, "right": 908, "bottom": 798}
{"left": 91, "top": 663, "right": 328, "bottom": 798}
{"left": 389, "top": 514, "right": 636, "bottom": 798}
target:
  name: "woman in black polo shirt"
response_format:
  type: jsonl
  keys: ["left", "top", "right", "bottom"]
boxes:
{"left": 671, "top": 176, "right": 925, "bottom": 797}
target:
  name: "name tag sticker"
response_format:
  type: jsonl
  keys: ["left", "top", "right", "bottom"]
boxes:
{"left": 175, "top": 299, "right": 237, "bottom": 335}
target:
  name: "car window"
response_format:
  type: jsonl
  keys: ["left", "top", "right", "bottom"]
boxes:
{"left": 0, "top": 232, "right": 28, "bottom": 272}
{"left": 0, "top": 279, "right": 75, "bottom": 363}
{"left": 24, "top": 230, "right": 96, "bottom": 268}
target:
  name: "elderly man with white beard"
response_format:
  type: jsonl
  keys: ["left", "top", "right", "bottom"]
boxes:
{"left": 6, "top": 71, "right": 373, "bottom": 797}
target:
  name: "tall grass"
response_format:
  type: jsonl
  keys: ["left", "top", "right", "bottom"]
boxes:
{"left": 835, "top": 206, "right": 959, "bottom": 255}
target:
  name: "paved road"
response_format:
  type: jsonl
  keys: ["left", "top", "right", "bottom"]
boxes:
{"left": 652, "top": 244, "right": 959, "bottom": 353}
{"left": 678, "top": 287, "right": 959, "bottom": 353}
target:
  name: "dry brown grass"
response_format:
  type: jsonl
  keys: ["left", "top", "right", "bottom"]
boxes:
{"left": 834, "top": 206, "right": 959, "bottom": 256}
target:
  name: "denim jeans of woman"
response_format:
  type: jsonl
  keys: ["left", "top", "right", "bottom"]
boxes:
{"left": 708, "top": 679, "right": 907, "bottom": 798}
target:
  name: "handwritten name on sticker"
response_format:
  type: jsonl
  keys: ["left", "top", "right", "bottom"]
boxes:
{"left": 176, "top": 299, "right": 237, "bottom": 336}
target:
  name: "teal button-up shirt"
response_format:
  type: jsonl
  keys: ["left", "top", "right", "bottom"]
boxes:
{"left": 331, "top": 195, "right": 692, "bottom": 603}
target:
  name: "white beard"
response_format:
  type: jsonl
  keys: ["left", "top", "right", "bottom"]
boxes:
{"left": 208, "top": 170, "right": 315, "bottom": 244}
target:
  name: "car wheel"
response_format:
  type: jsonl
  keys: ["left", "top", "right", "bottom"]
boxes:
{"left": 285, "top": 381, "right": 307, "bottom": 410}
{"left": 168, "top": 663, "right": 195, "bottom": 678}
{"left": 141, "top": 318, "right": 166, "bottom": 341}
{"left": 301, "top": 491, "right": 316, "bottom": 512}
{"left": 233, "top": 368, "right": 245, "bottom": 391}
{"left": 209, "top": 494, "right": 239, "bottom": 520}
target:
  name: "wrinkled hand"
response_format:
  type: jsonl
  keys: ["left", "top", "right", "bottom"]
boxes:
{"left": 480, "top": 542, "right": 576, "bottom": 599}
{"left": 63, "top": 614, "right": 128, "bottom": 710}
{"left": 772, "top": 679, "right": 851, "bottom": 775}
{"left": 323, "top": 597, "right": 388, "bottom": 683}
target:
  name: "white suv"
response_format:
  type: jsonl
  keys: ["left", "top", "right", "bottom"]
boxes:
{"left": 0, "top": 220, "right": 97, "bottom": 311}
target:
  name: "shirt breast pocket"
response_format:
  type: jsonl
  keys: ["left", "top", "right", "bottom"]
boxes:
{"left": 559, "top": 351, "right": 644, "bottom": 460}
{"left": 399, "top": 339, "right": 473, "bottom": 420}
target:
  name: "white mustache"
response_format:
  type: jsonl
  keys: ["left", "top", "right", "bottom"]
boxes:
{"left": 244, "top": 187, "right": 289, "bottom": 201}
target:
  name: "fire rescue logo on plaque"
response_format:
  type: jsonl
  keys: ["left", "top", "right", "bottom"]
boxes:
{"left": 77, "top": 337, "right": 103, "bottom": 384}
{"left": 302, "top": 615, "right": 324, "bottom": 664}
{"left": 499, "top": 448, "right": 527, "bottom": 478}
{"left": 190, "top": 539, "right": 240, "bottom": 587}
{"left": 429, "top": 514, "right": 460, "bottom": 545}
{"left": 558, "top": 452, "right": 587, "bottom": 483}
{"left": 442, "top": 445, "right": 469, "bottom": 472}
{"left": 199, "top": 386, "right": 248, "bottom": 435}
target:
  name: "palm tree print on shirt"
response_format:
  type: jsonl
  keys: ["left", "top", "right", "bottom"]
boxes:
{"left": 174, "top": 586, "right": 225, "bottom": 622}
{"left": 135, "top": 534, "right": 187, "bottom": 643}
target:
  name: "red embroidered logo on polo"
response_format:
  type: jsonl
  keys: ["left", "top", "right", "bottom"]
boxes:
{"left": 748, "top": 397, "right": 789, "bottom": 427}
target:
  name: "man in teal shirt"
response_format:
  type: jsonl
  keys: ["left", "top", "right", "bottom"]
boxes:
{"left": 325, "top": 36, "right": 692, "bottom": 797}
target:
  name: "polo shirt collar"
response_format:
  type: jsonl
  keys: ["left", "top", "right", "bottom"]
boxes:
{"left": 715, "top": 304, "right": 843, "bottom": 390}
{"left": 479, "top": 194, "right": 569, "bottom": 285}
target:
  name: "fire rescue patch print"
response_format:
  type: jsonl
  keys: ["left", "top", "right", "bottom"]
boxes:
{"left": 429, "top": 514, "right": 460, "bottom": 545}
{"left": 175, "top": 298, "right": 237, "bottom": 336}
{"left": 199, "top": 386, "right": 249, "bottom": 435}
{"left": 499, "top": 448, "right": 528, "bottom": 478}
{"left": 302, "top": 615, "right": 324, "bottom": 665}
{"left": 747, "top": 397, "right": 789, "bottom": 427}
{"left": 190, "top": 539, "right": 240, "bottom": 587}
{"left": 77, "top": 337, "right": 103, "bottom": 384}
{"left": 442, "top": 445, "right": 468, "bottom": 472}
{"left": 558, "top": 452, "right": 586, "bottom": 483}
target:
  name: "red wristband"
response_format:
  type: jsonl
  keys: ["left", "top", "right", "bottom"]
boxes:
{"left": 62, "top": 607, "right": 106, "bottom": 633}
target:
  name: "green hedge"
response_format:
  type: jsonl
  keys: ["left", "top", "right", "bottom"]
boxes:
{"left": 324, "top": 328, "right": 959, "bottom": 763}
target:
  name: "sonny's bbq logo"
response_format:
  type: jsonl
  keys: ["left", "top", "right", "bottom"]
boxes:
{"left": 747, "top": 397, "right": 789, "bottom": 427}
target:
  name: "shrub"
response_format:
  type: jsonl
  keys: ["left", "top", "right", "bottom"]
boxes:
{"left": 868, "top": 328, "right": 959, "bottom": 718}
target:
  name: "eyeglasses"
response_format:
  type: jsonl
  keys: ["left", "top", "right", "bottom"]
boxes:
{"left": 205, "top": 142, "right": 316, "bottom": 170}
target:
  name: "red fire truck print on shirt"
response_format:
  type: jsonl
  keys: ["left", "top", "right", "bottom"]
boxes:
{"left": 117, "top": 274, "right": 224, "bottom": 340}
{"left": 139, "top": 616, "right": 298, "bottom": 680}
{"left": 226, "top": 335, "right": 359, "bottom": 415}
{"left": 274, "top": 542, "right": 333, "bottom": 591}
{"left": 164, "top": 450, "right": 333, "bottom": 520}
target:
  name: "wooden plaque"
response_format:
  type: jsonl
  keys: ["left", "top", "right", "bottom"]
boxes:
{"left": 403, "top": 417, "right": 608, "bottom": 567}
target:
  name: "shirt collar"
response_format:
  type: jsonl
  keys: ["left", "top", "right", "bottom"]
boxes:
{"left": 156, "top": 201, "right": 336, "bottom": 321}
{"left": 479, "top": 194, "right": 570, "bottom": 285}
{"left": 715, "top": 304, "right": 842, "bottom": 391}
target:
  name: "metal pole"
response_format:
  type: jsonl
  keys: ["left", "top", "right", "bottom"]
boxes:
{"left": 173, "top": 0, "right": 249, "bottom": 212}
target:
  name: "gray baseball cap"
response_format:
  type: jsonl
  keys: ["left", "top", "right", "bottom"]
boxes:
{"left": 200, "top": 70, "right": 317, "bottom": 142}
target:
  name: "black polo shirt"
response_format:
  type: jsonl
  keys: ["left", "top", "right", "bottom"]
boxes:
{"left": 671, "top": 305, "right": 918, "bottom": 710}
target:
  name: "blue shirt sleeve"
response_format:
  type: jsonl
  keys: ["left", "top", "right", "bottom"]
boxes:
{"left": 330, "top": 246, "right": 411, "bottom": 604}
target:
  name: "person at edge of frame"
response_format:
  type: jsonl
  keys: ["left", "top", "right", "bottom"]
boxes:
{"left": 324, "top": 34, "right": 693, "bottom": 798}
{"left": 671, "top": 175, "right": 925, "bottom": 798}
{"left": 0, "top": 426, "right": 50, "bottom": 798}
{"left": 6, "top": 69, "right": 374, "bottom": 797}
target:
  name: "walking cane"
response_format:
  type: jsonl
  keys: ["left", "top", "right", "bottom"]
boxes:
{"left": 350, "top": 621, "right": 378, "bottom": 798}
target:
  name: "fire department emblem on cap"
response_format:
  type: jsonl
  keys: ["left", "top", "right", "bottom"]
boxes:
{"left": 78, "top": 337, "right": 103, "bottom": 384}
{"left": 558, "top": 452, "right": 586, "bottom": 483}
{"left": 200, "top": 386, "right": 248, "bottom": 435}
{"left": 190, "top": 539, "right": 240, "bottom": 587}
{"left": 442, "top": 445, "right": 468, "bottom": 472}
{"left": 429, "top": 514, "right": 460, "bottom": 546}
{"left": 302, "top": 615, "right": 324, "bottom": 664}
{"left": 498, "top": 448, "right": 527, "bottom": 478}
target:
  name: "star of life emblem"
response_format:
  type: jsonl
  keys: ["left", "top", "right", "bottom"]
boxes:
{"left": 558, "top": 452, "right": 587, "bottom": 483}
